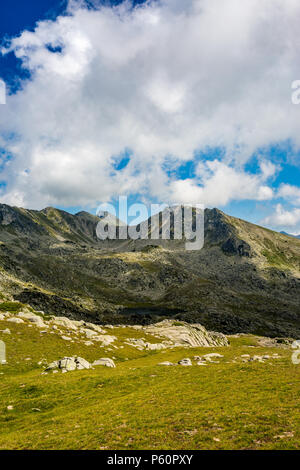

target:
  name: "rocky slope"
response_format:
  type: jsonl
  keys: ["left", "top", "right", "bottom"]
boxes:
{"left": 0, "top": 203, "right": 299, "bottom": 337}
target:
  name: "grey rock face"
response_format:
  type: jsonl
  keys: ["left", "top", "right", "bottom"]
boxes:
{"left": 144, "top": 320, "right": 228, "bottom": 348}
{"left": 221, "top": 237, "right": 251, "bottom": 257}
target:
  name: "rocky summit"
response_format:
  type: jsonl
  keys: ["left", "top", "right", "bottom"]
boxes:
{"left": 0, "top": 203, "right": 299, "bottom": 338}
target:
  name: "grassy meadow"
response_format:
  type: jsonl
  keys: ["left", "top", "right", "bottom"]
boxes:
{"left": 0, "top": 317, "right": 299, "bottom": 450}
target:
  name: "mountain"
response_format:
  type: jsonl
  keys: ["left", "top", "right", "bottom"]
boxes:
{"left": 281, "top": 231, "right": 300, "bottom": 239}
{"left": 0, "top": 203, "right": 299, "bottom": 337}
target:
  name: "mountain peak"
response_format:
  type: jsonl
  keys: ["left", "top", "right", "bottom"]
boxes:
{"left": 0, "top": 202, "right": 299, "bottom": 338}
{"left": 280, "top": 231, "right": 300, "bottom": 239}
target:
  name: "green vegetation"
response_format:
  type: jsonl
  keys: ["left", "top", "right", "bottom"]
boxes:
{"left": 0, "top": 302, "right": 25, "bottom": 313}
{"left": 261, "top": 238, "right": 300, "bottom": 270}
{"left": 0, "top": 206, "right": 299, "bottom": 450}
{"left": 137, "top": 261, "right": 161, "bottom": 273}
{"left": 0, "top": 319, "right": 299, "bottom": 450}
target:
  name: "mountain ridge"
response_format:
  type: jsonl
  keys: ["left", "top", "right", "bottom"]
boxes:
{"left": 281, "top": 231, "right": 300, "bottom": 239}
{"left": 0, "top": 203, "right": 299, "bottom": 337}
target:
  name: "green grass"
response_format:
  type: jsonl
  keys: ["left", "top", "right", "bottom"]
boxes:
{"left": 0, "top": 320, "right": 299, "bottom": 450}
{"left": 137, "top": 261, "right": 161, "bottom": 273}
{"left": 0, "top": 302, "right": 25, "bottom": 313}
{"left": 262, "top": 238, "right": 300, "bottom": 271}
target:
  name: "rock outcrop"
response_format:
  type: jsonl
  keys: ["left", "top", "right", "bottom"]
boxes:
{"left": 144, "top": 320, "right": 228, "bottom": 348}
{"left": 46, "top": 356, "right": 92, "bottom": 372}
{"left": 178, "top": 358, "right": 192, "bottom": 366}
{"left": 93, "top": 358, "right": 116, "bottom": 368}
{"left": 18, "top": 312, "right": 48, "bottom": 328}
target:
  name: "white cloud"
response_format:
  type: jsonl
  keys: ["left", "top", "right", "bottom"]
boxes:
{"left": 167, "top": 159, "right": 275, "bottom": 206}
{"left": 262, "top": 204, "right": 300, "bottom": 229}
{"left": 0, "top": 0, "right": 300, "bottom": 209}
{"left": 277, "top": 184, "right": 300, "bottom": 205}
{"left": 145, "top": 73, "right": 186, "bottom": 114}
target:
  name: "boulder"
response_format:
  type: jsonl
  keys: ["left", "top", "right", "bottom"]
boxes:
{"left": 84, "top": 323, "right": 106, "bottom": 334}
{"left": 60, "top": 357, "right": 77, "bottom": 371}
{"left": 203, "top": 353, "right": 224, "bottom": 363}
{"left": 144, "top": 320, "right": 228, "bottom": 348}
{"left": 46, "top": 356, "right": 92, "bottom": 372}
{"left": 93, "top": 358, "right": 116, "bottom": 368}
{"left": 251, "top": 355, "right": 265, "bottom": 363}
{"left": 47, "top": 360, "right": 59, "bottom": 370}
{"left": 7, "top": 317, "right": 24, "bottom": 324}
{"left": 18, "top": 312, "right": 48, "bottom": 328}
{"left": 51, "top": 317, "right": 78, "bottom": 331}
{"left": 257, "top": 337, "right": 292, "bottom": 349}
{"left": 61, "top": 335, "right": 72, "bottom": 341}
{"left": 76, "top": 357, "right": 92, "bottom": 370}
{"left": 92, "top": 335, "right": 116, "bottom": 346}
{"left": 80, "top": 327, "right": 98, "bottom": 339}
{"left": 178, "top": 358, "right": 192, "bottom": 366}
{"left": 145, "top": 342, "right": 166, "bottom": 351}
{"left": 70, "top": 320, "right": 85, "bottom": 327}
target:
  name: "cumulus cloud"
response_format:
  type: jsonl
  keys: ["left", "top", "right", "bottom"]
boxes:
{"left": 168, "top": 159, "right": 276, "bottom": 206}
{"left": 0, "top": 0, "right": 300, "bottom": 209}
{"left": 262, "top": 204, "right": 300, "bottom": 228}
{"left": 277, "top": 184, "right": 300, "bottom": 205}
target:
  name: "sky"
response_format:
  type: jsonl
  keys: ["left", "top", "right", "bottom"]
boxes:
{"left": 0, "top": 0, "right": 300, "bottom": 234}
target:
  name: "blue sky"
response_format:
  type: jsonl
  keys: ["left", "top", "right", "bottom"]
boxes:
{"left": 0, "top": 1, "right": 66, "bottom": 89}
{"left": 0, "top": 0, "right": 300, "bottom": 233}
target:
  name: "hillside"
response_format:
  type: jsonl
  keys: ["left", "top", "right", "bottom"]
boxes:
{"left": 0, "top": 204, "right": 299, "bottom": 337}
{"left": 0, "top": 304, "right": 299, "bottom": 450}
{"left": 281, "top": 231, "right": 300, "bottom": 240}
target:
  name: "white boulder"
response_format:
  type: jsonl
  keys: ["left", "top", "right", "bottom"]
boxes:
{"left": 46, "top": 356, "right": 92, "bottom": 372}
{"left": 178, "top": 358, "right": 192, "bottom": 366}
{"left": 93, "top": 358, "right": 116, "bottom": 368}
{"left": 7, "top": 317, "right": 24, "bottom": 324}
